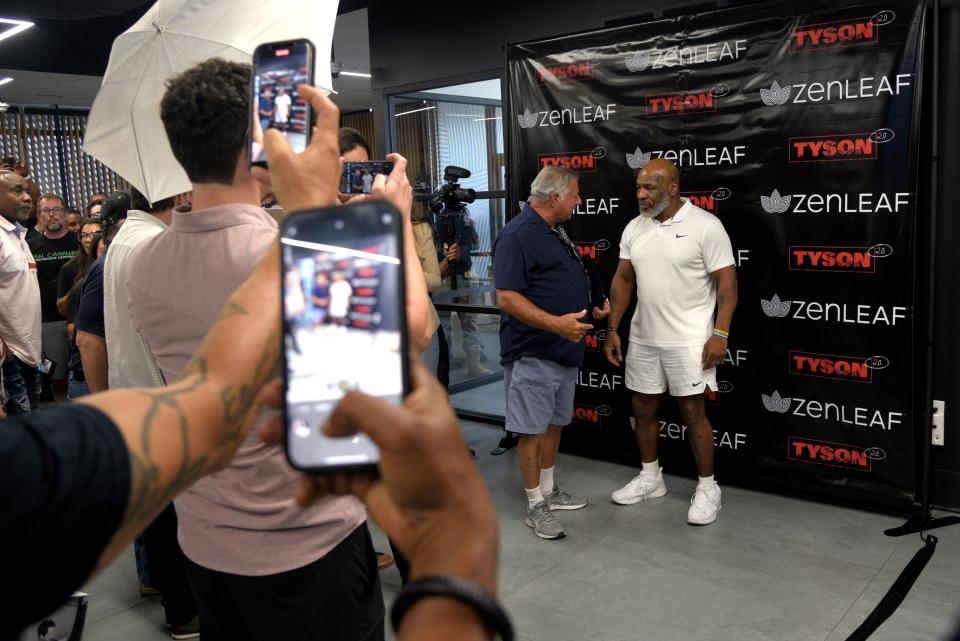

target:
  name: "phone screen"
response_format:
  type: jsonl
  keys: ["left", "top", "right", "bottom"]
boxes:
{"left": 280, "top": 202, "right": 408, "bottom": 471}
{"left": 341, "top": 161, "right": 396, "bottom": 195}
{"left": 251, "top": 40, "right": 314, "bottom": 166}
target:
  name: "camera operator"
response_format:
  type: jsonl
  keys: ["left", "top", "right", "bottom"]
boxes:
{"left": 431, "top": 168, "right": 490, "bottom": 379}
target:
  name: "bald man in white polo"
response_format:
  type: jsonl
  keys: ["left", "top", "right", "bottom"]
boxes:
{"left": 603, "top": 159, "right": 738, "bottom": 525}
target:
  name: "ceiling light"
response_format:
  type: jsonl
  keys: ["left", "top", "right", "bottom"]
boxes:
{"left": 395, "top": 106, "right": 435, "bottom": 117}
{"left": 338, "top": 71, "right": 372, "bottom": 78}
{"left": 0, "top": 77, "right": 13, "bottom": 86}
{"left": 473, "top": 116, "right": 502, "bottom": 122}
{"left": 0, "top": 18, "right": 35, "bottom": 44}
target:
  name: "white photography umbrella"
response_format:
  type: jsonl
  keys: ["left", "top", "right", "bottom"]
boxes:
{"left": 84, "top": 0, "right": 339, "bottom": 203}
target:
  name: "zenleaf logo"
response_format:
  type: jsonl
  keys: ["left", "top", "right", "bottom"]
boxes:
{"left": 625, "top": 51, "right": 652, "bottom": 72}
{"left": 788, "top": 351, "right": 889, "bottom": 383}
{"left": 625, "top": 40, "right": 747, "bottom": 71}
{"left": 788, "top": 437, "right": 885, "bottom": 471}
{"left": 789, "top": 244, "right": 893, "bottom": 273}
{"left": 789, "top": 129, "right": 894, "bottom": 163}
{"left": 759, "top": 189, "right": 910, "bottom": 214}
{"left": 625, "top": 148, "right": 652, "bottom": 170}
{"left": 760, "top": 80, "right": 791, "bottom": 106}
{"left": 682, "top": 187, "right": 731, "bottom": 214}
{"left": 517, "top": 109, "right": 538, "bottom": 129}
{"left": 762, "top": 391, "right": 792, "bottom": 413}
{"left": 760, "top": 189, "right": 792, "bottom": 213}
{"left": 539, "top": 147, "right": 607, "bottom": 172}
{"left": 761, "top": 294, "right": 791, "bottom": 318}
{"left": 790, "top": 11, "right": 894, "bottom": 52}
{"left": 572, "top": 403, "right": 613, "bottom": 427}
{"left": 574, "top": 238, "right": 610, "bottom": 263}
{"left": 516, "top": 104, "right": 617, "bottom": 129}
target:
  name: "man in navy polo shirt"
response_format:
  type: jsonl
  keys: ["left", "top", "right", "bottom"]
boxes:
{"left": 494, "top": 165, "right": 609, "bottom": 540}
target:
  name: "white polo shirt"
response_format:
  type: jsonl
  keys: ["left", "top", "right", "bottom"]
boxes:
{"left": 105, "top": 210, "right": 167, "bottom": 389}
{"left": 619, "top": 199, "right": 734, "bottom": 347}
{"left": 0, "top": 215, "right": 41, "bottom": 364}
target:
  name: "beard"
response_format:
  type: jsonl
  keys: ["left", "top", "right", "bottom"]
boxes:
{"left": 638, "top": 192, "right": 670, "bottom": 219}
{"left": 45, "top": 220, "right": 63, "bottom": 233}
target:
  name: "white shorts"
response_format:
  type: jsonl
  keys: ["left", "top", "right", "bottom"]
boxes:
{"left": 624, "top": 343, "right": 716, "bottom": 396}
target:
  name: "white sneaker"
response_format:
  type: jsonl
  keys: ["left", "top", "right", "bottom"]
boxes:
{"left": 687, "top": 482, "right": 721, "bottom": 525}
{"left": 611, "top": 469, "right": 668, "bottom": 505}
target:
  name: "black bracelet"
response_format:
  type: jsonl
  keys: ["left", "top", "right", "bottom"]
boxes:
{"left": 390, "top": 575, "right": 514, "bottom": 641}
{"left": 606, "top": 326, "right": 618, "bottom": 333}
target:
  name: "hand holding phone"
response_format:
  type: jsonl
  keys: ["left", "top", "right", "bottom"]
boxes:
{"left": 250, "top": 39, "right": 316, "bottom": 168}
{"left": 281, "top": 201, "right": 410, "bottom": 472}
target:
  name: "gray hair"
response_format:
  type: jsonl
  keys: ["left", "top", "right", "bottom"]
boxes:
{"left": 528, "top": 165, "right": 578, "bottom": 202}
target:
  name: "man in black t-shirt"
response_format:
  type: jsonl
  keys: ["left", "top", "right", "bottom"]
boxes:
{"left": 27, "top": 194, "right": 80, "bottom": 400}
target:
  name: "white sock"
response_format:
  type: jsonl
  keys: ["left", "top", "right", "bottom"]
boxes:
{"left": 539, "top": 467, "right": 555, "bottom": 495}
{"left": 698, "top": 474, "right": 716, "bottom": 488}
{"left": 642, "top": 460, "right": 660, "bottom": 477}
{"left": 526, "top": 487, "right": 544, "bottom": 507}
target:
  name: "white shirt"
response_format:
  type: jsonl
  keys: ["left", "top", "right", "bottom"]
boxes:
{"left": 274, "top": 93, "right": 292, "bottom": 123}
{"left": 328, "top": 279, "right": 352, "bottom": 318}
{"left": 619, "top": 199, "right": 735, "bottom": 346}
{"left": 105, "top": 210, "right": 167, "bottom": 389}
{"left": 0, "top": 216, "right": 41, "bottom": 364}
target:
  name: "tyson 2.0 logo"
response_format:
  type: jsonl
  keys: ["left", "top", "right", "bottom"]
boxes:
{"left": 789, "top": 351, "right": 889, "bottom": 383}
{"left": 538, "top": 147, "right": 606, "bottom": 172}
{"left": 537, "top": 59, "right": 600, "bottom": 84}
{"left": 682, "top": 188, "right": 731, "bottom": 214}
{"left": 788, "top": 436, "right": 886, "bottom": 471}
{"left": 789, "top": 129, "right": 894, "bottom": 163}
{"left": 574, "top": 238, "right": 611, "bottom": 262}
{"left": 572, "top": 403, "right": 612, "bottom": 426}
{"left": 790, "top": 11, "right": 895, "bottom": 52}
{"left": 645, "top": 84, "right": 729, "bottom": 117}
{"left": 789, "top": 244, "right": 893, "bottom": 273}
{"left": 584, "top": 329, "right": 608, "bottom": 352}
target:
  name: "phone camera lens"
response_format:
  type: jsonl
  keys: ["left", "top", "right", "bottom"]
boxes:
{"left": 334, "top": 220, "right": 344, "bottom": 230}
{"left": 381, "top": 214, "right": 393, "bottom": 225}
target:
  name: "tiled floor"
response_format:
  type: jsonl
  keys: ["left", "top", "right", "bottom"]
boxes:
{"left": 81, "top": 420, "right": 960, "bottom": 641}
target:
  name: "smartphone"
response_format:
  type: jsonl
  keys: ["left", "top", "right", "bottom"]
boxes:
{"left": 340, "top": 161, "right": 396, "bottom": 195}
{"left": 280, "top": 201, "right": 410, "bottom": 472}
{"left": 250, "top": 39, "right": 316, "bottom": 168}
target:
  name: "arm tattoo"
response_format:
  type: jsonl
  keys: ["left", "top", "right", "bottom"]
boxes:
{"left": 118, "top": 302, "right": 281, "bottom": 530}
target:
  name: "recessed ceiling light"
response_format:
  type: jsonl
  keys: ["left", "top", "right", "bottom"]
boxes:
{"left": 0, "top": 77, "right": 13, "bottom": 86}
{"left": 339, "top": 71, "right": 372, "bottom": 78}
{"left": 0, "top": 18, "right": 35, "bottom": 44}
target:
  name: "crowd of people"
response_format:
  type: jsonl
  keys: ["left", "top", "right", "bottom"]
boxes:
{"left": 0, "top": 50, "right": 749, "bottom": 641}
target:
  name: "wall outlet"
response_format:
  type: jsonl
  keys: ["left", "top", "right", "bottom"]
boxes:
{"left": 932, "top": 400, "right": 945, "bottom": 446}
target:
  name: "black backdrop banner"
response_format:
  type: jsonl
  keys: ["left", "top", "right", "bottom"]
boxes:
{"left": 506, "top": 0, "right": 924, "bottom": 502}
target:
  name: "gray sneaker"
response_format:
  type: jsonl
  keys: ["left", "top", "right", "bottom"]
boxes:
{"left": 524, "top": 500, "right": 566, "bottom": 539}
{"left": 545, "top": 486, "right": 588, "bottom": 511}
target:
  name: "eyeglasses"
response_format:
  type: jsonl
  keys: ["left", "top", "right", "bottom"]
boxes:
{"left": 79, "top": 232, "right": 99, "bottom": 240}
{"left": 40, "top": 207, "right": 64, "bottom": 215}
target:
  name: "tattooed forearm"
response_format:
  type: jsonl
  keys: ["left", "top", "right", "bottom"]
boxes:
{"left": 118, "top": 303, "right": 282, "bottom": 531}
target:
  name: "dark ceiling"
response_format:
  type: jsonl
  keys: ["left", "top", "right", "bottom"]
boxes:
{"left": 1, "top": 0, "right": 370, "bottom": 77}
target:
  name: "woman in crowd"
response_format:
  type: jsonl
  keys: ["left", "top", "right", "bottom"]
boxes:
{"left": 56, "top": 222, "right": 103, "bottom": 399}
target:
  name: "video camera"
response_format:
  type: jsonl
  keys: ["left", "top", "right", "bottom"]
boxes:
{"left": 429, "top": 166, "right": 476, "bottom": 249}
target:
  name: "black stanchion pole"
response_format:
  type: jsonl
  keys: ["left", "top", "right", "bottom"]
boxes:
{"left": 884, "top": 0, "right": 960, "bottom": 540}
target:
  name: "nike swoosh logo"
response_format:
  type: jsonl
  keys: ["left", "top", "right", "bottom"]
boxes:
{"left": 692, "top": 380, "right": 703, "bottom": 387}
{"left": 676, "top": 234, "right": 688, "bottom": 238}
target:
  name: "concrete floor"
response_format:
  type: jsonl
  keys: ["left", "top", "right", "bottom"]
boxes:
{"left": 81, "top": 420, "right": 960, "bottom": 641}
